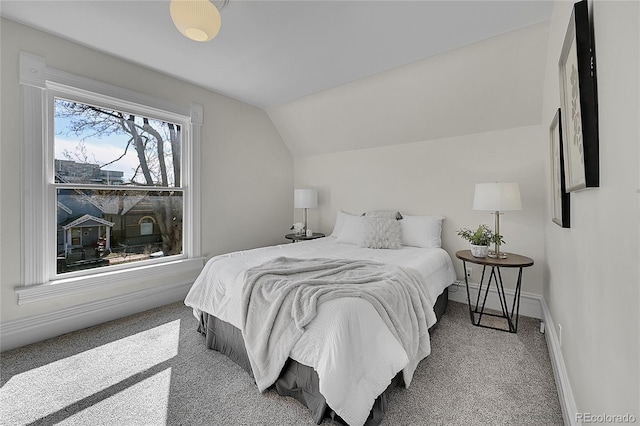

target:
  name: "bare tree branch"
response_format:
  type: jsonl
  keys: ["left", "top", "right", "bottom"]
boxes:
{"left": 100, "top": 137, "right": 133, "bottom": 169}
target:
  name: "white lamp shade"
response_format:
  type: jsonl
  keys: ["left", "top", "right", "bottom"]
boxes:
{"left": 473, "top": 183, "right": 522, "bottom": 211}
{"left": 294, "top": 189, "right": 318, "bottom": 209}
{"left": 170, "top": 0, "right": 221, "bottom": 42}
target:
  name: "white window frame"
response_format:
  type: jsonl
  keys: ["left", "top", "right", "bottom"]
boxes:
{"left": 16, "top": 52, "right": 203, "bottom": 304}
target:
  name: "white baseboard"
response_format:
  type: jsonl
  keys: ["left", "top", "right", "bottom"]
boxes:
{"left": 0, "top": 280, "right": 193, "bottom": 352}
{"left": 540, "top": 298, "right": 579, "bottom": 426}
{"left": 447, "top": 280, "right": 542, "bottom": 319}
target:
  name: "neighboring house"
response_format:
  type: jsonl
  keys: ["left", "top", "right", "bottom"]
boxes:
{"left": 59, "top": 214, "right": 114, "bottom": 258}
{"left": 56, "top": 189, "right": 105, "bottom": 255}
{"left": 56, "top": 162, "right": 164, "bottom": 270}
{"left": 57, "top": 193, "right": 164, "bottom": 254}
{"left": 102, "top": 198, "right": 164, "bottom": 253}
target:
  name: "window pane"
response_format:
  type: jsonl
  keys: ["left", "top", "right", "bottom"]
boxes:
{"left": 54, "top": 98, "right": 181, "bottom": 187}
{"left": 57, "top": 188, "right": 183, "bottom": 274}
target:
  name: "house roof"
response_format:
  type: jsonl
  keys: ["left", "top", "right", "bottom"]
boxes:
{"left": 61, "top": 214, "right": 115, "bottom": 230}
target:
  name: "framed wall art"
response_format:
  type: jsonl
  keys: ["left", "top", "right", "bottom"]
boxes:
{"left": 558, "top": 0, "right": 599, "bottom": 192}
{"left": 550, "top": 109, "right": 570, "bottom": 228}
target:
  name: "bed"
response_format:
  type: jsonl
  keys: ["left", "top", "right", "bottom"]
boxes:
{"left": 184, "top": 212, "right": 457, "bottom": 426}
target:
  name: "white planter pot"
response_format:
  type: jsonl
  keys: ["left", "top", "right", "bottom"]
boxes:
{"left": 470, "top": 244, "right": 489, "bottom": 258}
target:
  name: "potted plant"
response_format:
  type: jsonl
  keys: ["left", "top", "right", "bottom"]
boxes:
{"left": 290, "top": 222, "right": 304, "bottom": 235}
{"left": 457, "top": 224, "right": 504, "bottom": 258}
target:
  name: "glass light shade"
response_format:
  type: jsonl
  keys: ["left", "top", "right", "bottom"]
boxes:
{"left": 473, "top": 183, "right": 522, "bottom": 211}
{"left": 294, "top": 189, "right": 318, "bottom": 209}
{"left": 170, "top": 0, "right": 221, "bottom": 42}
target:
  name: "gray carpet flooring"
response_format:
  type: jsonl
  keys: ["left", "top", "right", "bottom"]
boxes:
{"left": 0, "top": 300, "right": 563, "bottom": 426}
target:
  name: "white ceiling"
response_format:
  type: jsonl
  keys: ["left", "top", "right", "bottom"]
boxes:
{"left": 1, "top": 0, "right": 553, "bottom": 109}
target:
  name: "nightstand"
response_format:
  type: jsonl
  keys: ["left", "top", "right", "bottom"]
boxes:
{"left": 456, "top": 250, "right": 533, "bottom": 333}
{"left": 285, "top": 233, "right": 325, "bottom": 243}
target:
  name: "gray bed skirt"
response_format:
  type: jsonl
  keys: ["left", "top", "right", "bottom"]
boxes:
{"left": 197, "top": 287, "right": 449, "bottom": 425}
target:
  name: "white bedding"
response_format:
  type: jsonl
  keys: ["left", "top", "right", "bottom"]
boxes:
{"left": 184, "top": 236, "right": 456, "bottom": 426}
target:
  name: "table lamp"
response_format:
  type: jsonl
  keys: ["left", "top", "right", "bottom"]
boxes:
{"left": 473, "top": 182, "right": 521, "bottom": 259}
{"left": 294, "top": 189, "right": 318, "bottom": 233}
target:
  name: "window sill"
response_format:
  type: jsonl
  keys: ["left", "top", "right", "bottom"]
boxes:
{"left": 15, "top": 257, "right": 205, "bottom": 305}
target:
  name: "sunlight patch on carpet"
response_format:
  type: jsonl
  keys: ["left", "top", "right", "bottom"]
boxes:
{"left": 0, "top": 320, "right": 180, "bottom": 425}
{"left": 57, "top": 367, "right": 172, "bottom": 425}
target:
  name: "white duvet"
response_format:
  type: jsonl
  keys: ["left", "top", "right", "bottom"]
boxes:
{"left": 184, "top": 237, "right": 456, "bottom": 426}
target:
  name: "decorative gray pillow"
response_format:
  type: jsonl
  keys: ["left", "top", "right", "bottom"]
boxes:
{"left": 362, "top": 210, "right": 403, "bottom": 220}
{"left": 361, "top": 217, "right": 402, "bottom": 249}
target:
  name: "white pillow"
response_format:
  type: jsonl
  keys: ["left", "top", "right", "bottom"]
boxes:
{"left": 330, "top": 210, "right": 357, "bottom": 237}
{"left": 400, "top": 215, "right": 444, "bottom": 248}
{"left": 336, "top": 215, "right": 366, "bottom": 245}
{"left": 361, "top": 217, "right": 402, "bottom": 249}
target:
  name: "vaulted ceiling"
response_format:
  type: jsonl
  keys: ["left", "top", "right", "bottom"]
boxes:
{"left": 1, "top": 0, "right": 554, "bottom": 155}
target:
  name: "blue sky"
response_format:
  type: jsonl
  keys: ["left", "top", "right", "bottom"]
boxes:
{"left": 55, "top": 115, "right": 140, "bottom": 181}
{"left": 54, "top": 106, "right": 178, "bottom": 185}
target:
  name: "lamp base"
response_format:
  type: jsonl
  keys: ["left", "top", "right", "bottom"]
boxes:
{"left": 488, "top": 251, "right": 508, "bottom": 259}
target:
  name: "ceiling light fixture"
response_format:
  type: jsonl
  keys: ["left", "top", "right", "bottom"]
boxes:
{"left": 170, "top": 0, "right": 224, "bottom": 42}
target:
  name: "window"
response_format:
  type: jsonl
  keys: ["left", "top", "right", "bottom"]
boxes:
{"left": 17, "top": 52, "right": 203, "bottom": 303}
{"left": 53, "top": 97, "right": 184, "bottom": 274}
{"left": 139, "top": 216, "right": 157, "bottom": 237}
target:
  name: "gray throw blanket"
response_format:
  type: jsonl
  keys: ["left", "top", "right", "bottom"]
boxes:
{"left": 240, "top": 257, "right": 436, "bottom": 392}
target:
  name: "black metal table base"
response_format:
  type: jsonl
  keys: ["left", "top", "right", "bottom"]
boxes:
{"left": 462, "top": 261, "right": 523, "bottom": 333}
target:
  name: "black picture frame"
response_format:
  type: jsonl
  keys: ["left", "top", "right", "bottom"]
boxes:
{"left": 550, "top": 109, "right": 570, "bottom": 228}
{"left": 558, "top": 0, "right": 599, "bottom": 192}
